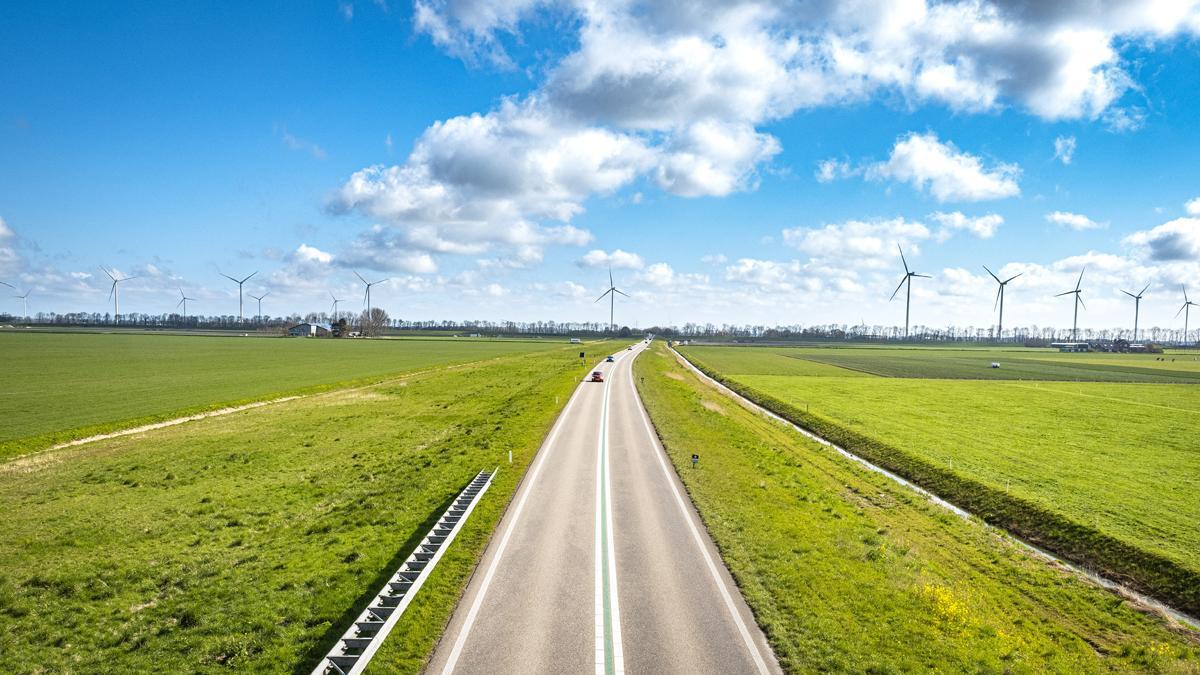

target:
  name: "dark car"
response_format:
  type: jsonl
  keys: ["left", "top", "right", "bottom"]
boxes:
{"left": 606, "top": 355, "right": 615, "bottom": 362}
{"left": 590, "top": 371, "right": 604, "bottom": 382}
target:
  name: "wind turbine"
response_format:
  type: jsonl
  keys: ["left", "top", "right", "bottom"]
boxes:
{"left": 1055, "top": 268, "right": 1087, "bottom": 341}
{"left": 330, "top": 291, "right": 344, "bottom": 317}
{"left": 594, "top": 267, "right": 629, "bottom": 332}
{"left": 249, "top": 291, "right": 269, "bottom": 322}
{"left": 177, "top": 287, "right": 196, "bottom": 318}
{"left": 983, "top": 265, "right": 1021, "bottom": 341}
{"left": 1178, "top": 285, "right": 1199, "bottom": 345}
{"left": 890, "top": 245, "right": 930, "bottom": 338}
{"left": 219, "top": 270, "right": 257, "bottom": 321}
{"left": 13, "top": 289, "right": 30, "bottom": 319}
{"left": 101, "top": 267, "right": 137, "bottom": 321}
{"left": 354, "top": 271, "right": 389, "bottom": 318}
{"left": 1120, "top": 283, "right": 1151, "bottom": 343}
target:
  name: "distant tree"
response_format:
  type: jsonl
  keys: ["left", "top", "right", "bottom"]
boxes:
{"left": 361, "top": 308, "right": 389, "bottom": 336}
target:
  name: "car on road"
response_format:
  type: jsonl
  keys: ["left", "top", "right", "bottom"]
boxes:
{"left": 606, "top": 355, "right": 615, "bottom": 362}
{"left": 590, "top": 371, "right": 604, "bottom": 382}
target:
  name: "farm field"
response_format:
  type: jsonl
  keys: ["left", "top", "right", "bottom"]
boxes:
{"left": 0, "top": 344, "right": 590, "bottom": 673}
{"left": 634, "top": 343, "right": 1200, "bottom": 671}
{"left": 0, "top": 331, "right": 569, "bottom": 458}
{"left": 680, "top": 344, "right": 1200, "bottom": 616}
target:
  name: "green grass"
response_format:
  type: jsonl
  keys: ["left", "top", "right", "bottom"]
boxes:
{"left": 0, "top": 345, "right": 591, "bottom": 673}
{"left": 635, "top": 342, "right": 1200, "bottom": 672}
{"left": 680, "top": 344, "right": 1200, "bottom": 617}
{"left": 0, "top": 332, "right": 566, "bottom": 459}
{"left": 687, "top": 344, "right": 1200, "bottom": 382}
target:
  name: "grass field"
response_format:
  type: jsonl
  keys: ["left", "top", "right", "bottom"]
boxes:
{"left": 0, "top": 332, "right": 570, "bottom": 459}
{"left": 0, "top": 343, "right": 594, "bottom": 672}
{"left": 635, "top": 343, "right": 1199, "bottom": 671}
{"left": 680, "top": 344, "right": 1200, "bottom": 617}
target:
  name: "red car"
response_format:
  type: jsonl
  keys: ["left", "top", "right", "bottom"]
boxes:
{"left": 589, "top": 371, "right": 604, "bottom": 382}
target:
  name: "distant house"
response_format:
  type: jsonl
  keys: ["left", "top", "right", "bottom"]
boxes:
{"left": 288, "top": 322, "right": 332, "bottom": 338}
{"left": 569, "top": 338, "right": 582, "bottom": 344}
{"left": 1050, "top": 341, "right": 1090, "bottom": 352}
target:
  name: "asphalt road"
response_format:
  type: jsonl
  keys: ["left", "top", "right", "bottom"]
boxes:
{"left": 428, "top": 341, "right": 779, "bottom": 675}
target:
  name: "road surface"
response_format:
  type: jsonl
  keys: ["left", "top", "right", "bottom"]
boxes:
{"left": 428, "top": 341, "right": 779, "bottom": 674}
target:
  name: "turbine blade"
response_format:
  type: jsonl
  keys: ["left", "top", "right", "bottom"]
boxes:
{"left": 1178, "top": 304, "right": 1188, "bottom": 318}
{"left": 0, "top": 281, "right": 11, "bottom": 289}
{"left": 982, "top": 265, "right": 1000, "bottom": 283}
{"left": 1140, "top": 282, "right": 1151, "bottom": 296}
{"left": 1183, "top": 284, "right": 1189, "bottom": 303}
{"left": 354, "top": 270, "right": 368, "bottom": 285}
{"left": 897, "top": 244, "right": 909, "bottom": 274}
{"left": 889, "top": 276, "right": 907, "bottom": 301}
{"left": 1003, "top": 273, "right": 1022, "bottom": 284}
{"left": 101, "top": 266, "right": 116, "bottom": 281}
{"left": 614, "top": 288, "right": 630, "bottom": 298}
{"left": 372, "top": 278, "right": 389, "bottom": 285}
{"left": 595, "top": 289, "right": 613, "bottom": 303}
{"left": 1121, "top": 290, "right": 1136, "bottom": 299}
{"left": 1077, "top": 295, "right": 1087, "bottom": 311}
{"left": 242, "top": 271, "right": 258, "bottom": 283}
{"left": 220, "top": 273, "right": 238, "bottom": 283}
{"left": 1054, "top": 290, "right": 1074, "bottom": 297}
{"left": 1075, "top": 268, "right": 1085, "bottom": 291}
{"left": 914, "top": 273, "right": 932, "bottom": 278}
{"left": 108, "top": 281, "right": 117, "bottom": 299}
{"left": 608, "top": 266, "right": 614, "bottom": 289}
{"left": 993, "top": 286, "right": 1001, "bottom": 312}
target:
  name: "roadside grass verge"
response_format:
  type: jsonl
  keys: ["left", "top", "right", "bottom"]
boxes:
{"left": 677, "top": 345, "right": 1200, "bottom": 620}
{"left": 0, "top": 345, "right": 589, "bottom": 673}
{"left": 0, "top": 332, "right": 559, "bottom": 460}
{"left": 634, "top": 342, "right": 1199, "bottom": 671}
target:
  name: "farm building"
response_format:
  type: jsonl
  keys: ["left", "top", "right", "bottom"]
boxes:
{"left": 1050, "top": 341, "right": 1090, "bottom": 352}
{"left": 287, "top": 322, "right": 331, "bottom": 337}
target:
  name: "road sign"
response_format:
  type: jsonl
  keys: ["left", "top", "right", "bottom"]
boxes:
{"left": 691, "top": 454, "right": 699, "bottom": 468}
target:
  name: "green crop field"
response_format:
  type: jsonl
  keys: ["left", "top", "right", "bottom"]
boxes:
{"left": 0, "top": 344, "right": 590, "bottom": 673}
{"left": 680, "top": 344, "right": 1200, "bottom": 617}
{"left": 634, "top": 343, "right": 1199, "bottom": 671}
{"left": 0, "top": 332, "right": 572, "bottom": 459}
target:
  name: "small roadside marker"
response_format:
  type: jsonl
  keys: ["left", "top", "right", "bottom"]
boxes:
{"left": 691, "top": 454, "right": 699, "bottom": 469}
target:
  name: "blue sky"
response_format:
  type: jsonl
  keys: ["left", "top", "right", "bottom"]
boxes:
{"left": 3, "top": 1, "right": 1200, "bottom": 334}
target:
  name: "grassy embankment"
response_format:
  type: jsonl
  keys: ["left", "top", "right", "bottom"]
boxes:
{"left": 0, "top": 343, "right": 596, "bottom": 672}
{"left": 0, "top": 331, "right": 563, "bottom": 459}
{"left": 678, "top": 344, "right": 1200, "bottom": 618}
{"left": 634, "top": 341, "right": 1199, "bottom": 672}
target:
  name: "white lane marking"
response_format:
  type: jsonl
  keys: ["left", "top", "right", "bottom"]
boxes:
{"left": 606, "top": 376, "right": 626, "bottom": 674}
{"left": 440, "top": 375, "right": 590, "bottom": 675}
{"left": 594, "top": 366, "right": 626, "bottom": 675}
{"left": 625, "top": 347, "right": 773, "bottom": 675}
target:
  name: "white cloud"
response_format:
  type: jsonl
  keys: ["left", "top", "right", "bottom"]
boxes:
{"left": 280, "top": 129, "right": 327, "bottom": 160}
{"left": 295, "top": 244, "right": 333, "bottom": 265}
{"left": 815, "top": 158, "right": 856, "bottom": 183}
{"left": 0, "top": 217, "right": 18, "bottom": 275}
{"left": 931, "top": 211, "right": 1003, "bottom": 241}
{"left": 1047, "top": 210, "right": 1105, "bottom": 231}
{"left": 782, "top": 217, "right": 931, "bottom": 269}
{"left": 724, "top": 258, "right": 805, "bottom": 294}
{"left": 1054, "top": 135, "right": 1077, "bottom": 165}
{"left": 700, "top": 253, "right": 727, "bottom": 265}
{"left": 1185, "top": 197, "right": 1200, "bottom": 216}
{"left": 578, "top": 248, "right": 645, "bottom": 270}
{"left": 867, "top": 132, "right": 1020, "bottom": 202}
{"left": 1123, "top": 218, "right": 1200, "bottom": 262}
{"left": 635, "top": 262, "right": 709, "bottom": 291}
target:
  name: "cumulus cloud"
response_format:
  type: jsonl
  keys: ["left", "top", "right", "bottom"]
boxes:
{"left": 724, "top": 258, "right": 805, "bottom": 294}
{"left": 782, "top": 217, "right": 931, "bottom": 269}
{"left": 295, "top": 244, "right": 333, "bottom": 265}
{"left": 866, "top": 132, "right": 1020, "bottom": 202}
{"left": 1054, "top": 135, "right": 1077, "bottom": 165}
{"left": 0, "top": 217, "right": 18, "bottom": 275}
{"left": 1123, "top": 218, "right": 1200, "bottom": 262}
{"left": 815, "top": 158, "right": 856, "bottom": 183}
{"left": 333, "top": 1, "right": 1199, "bottom": 272}
{"left": 1186, "top": 197, "right": 1200, "bottom": 216}
{"left": 578, "top": 248, "right": 645, "bottom": 270}
{"left": 931, "top": 211, "right": 1003, "bottom": 241}
{"left": 1047, "top": 210, "right": 1105, "bottom": 231}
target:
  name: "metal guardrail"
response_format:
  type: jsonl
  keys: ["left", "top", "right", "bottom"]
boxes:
{"left": 314, "top": 468, "right": 497, "bottom": 675}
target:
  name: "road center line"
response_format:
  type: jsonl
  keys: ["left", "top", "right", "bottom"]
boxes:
{"left": 625, "top": 347, "right": 772, "bottom": 675}
{"left": 595, "top": 364, "right": 625, "bottom": 675}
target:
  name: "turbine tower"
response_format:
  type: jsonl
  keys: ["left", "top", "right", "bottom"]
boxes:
{"left": 219, "top": 270, "right": 257, "bottom": 321}
{"left": 1120, "top": 283, "right": 1151, "bottom": 342}
{"left": 13, "top": 289, "right": 30, "bottom": 319}
{"left": 101, "top": 267, "right": 137, "bottom": 322}
{"left": 177, "top": 287, "right": 196, "bottom": 318}
{"left": 354, "top": 271, "right": 389, "bottom": 319}
{"left": 249, "top": 291, "right": 269, "bottom": 322}
{"left": 594, "top": 267, "right": 629, "bottom": 332}
{"left": 983, "top": 265, "right": 1021, "bottom": 341}
{"left": 890, "top": 245, "right": 930, "bottom": 338}
{"left": 1055, "top": 269, "right": 1087, "bottom": 341}
{"left": 1178, "top": 285, "right": 1199, "bottom": 345}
